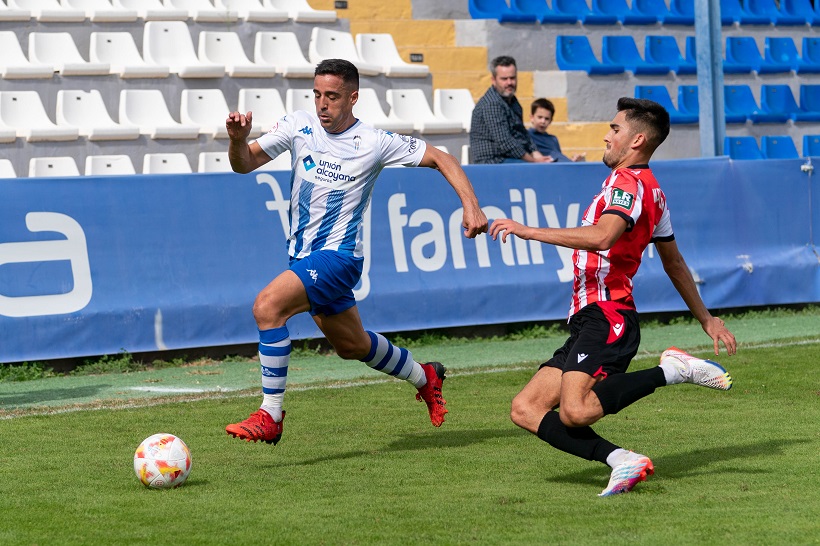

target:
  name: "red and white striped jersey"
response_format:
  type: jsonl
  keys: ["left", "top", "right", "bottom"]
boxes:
{"left": 569, "top": 164, "right": 674, "bottom": 317}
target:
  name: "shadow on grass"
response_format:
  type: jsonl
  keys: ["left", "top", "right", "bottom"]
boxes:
{"left": 283, "top": 427, "right": 528, "bottom": 467}
{"left": 0, "top": 384, "right": 111, "bottom": 408}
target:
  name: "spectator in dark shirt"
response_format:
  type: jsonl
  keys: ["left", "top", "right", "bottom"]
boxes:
{"left": 470, "top": 56, "right": 550, "bottom": 164}
{"left": 529, "top": 98, "right": 586, "bottom": 163}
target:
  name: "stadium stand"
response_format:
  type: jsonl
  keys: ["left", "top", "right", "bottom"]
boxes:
{"left": 724, "top": 36, "right": 790, "bottom": 74}
{"left": 112, "top": 0, "right": 188, "bottom": 21}
{"left": 764, "top": 36, "right": 820, "bottom": 74}
{"left": 758, "top": 84, "right": 802, "bottom": 122}
{"left": 0, "top": 1, "right": 31, "bottom": 21}
{"left": 551, "top": 0, "right": 618, "bottom": 24}
{"left": 62, "top": 0, "right": 138, "bottom": 22}
{"left": 237, "top": 88, "right": 286, "bottom": 133}
{"left": 85, "top": 154, "right": 136, "bottom": 175}
{"left": 9, "top": 0, "right": 85, "bottom": 22}
{"left": 602, "top": 36, "right": 671, "bottom": 75}
{"left": 780, "top": 0, "right": 819, "bottom": 25}
{"left": 164, "top": 0, "right": 238, "bottom": 23}
{"left": 467, "top": 0, "right": 537, "bottom": 23}
{"left": 386, "top": 88, "right": 463, "bottom": 134}
{"left": 143, "top": 21, "right": 225, "bottom": 77}
{"left": 28, "top": 32, "right": 110, "bottom": 76}
{"left": 645, "top": 35, "right": 696, "bottom": 75}
{"left": 90, "top": 31, "right": 171, "bottom": 78}
{"left": 0, "top": 158, "right": 16, "bottom": 178}
{"left": 214, "top": 0, "right": 287, "bottom": 23}
{"left": 119, "top": 89, "right": 200, "bottom": 139}
{"left": 258, "top": 149, "right": 292, "bottom": 171}
{"left": 665, "top": 0, "right": 695, "bottom": 25}
{"left": 198, "top": 151, "right": 233, "bottom": 173}
{"left": 254, "top": 31, "right": 315, "bottom": 78}
{"left": 265, "top": 0, "right": 336, "bottom": 22}
{"left": 0, "top": 31, "right": 53, "bottom": 78}
{"left": 142, "top": 152, "right": 193, "bottom": 174}
{"left": 56, "top": 89, "right": 140, "bottom": 140}
{"left": 798, "top": 85, "right": 820, "bottom": 120}
{"left": 761, "top": 135, "right": 800, "bottom": 158}
{"left": 355, "top": 33, "right": 430, "bottom": 78}
{"left": 352, "top": 87, "right": 415, "bottom": 133}
{"left": 803, "top": 134, "right": 820, "bottom": 156}
{"left": 511, "top": 0, "right": 577, "bottom": 24}
{"left": 285, "top": 88, "right": 315, "bottom": 114}
{"left": 725, "top": 136, "right": 764, "bottom": 159}
{"left": 556, "top": 36, "right": 625, "bottom": 74}
{"left": 745, "top": 0, "right": 806, "bottom": 25}
{"left": 180, "top": 89, "right": 233, "bottom": 138}
{"left": 28, "top": 156, "right": 81, "bottom": 177}
{"left": 720, "top": 0, "right": 772, "bottom": 25}
{"left": 434, "top": 88, "right": 475, "bottom": 132}
{"left": 591, "top": 0, "right": 658, "bottom": 25}
{"left": 635, "top": 85, "right": 698, "bottom": 124}
{"left": 0, "top": 90, "right": 79, "bottom": 141}
{"left": 198, "top": 31, "right": 277, "bottom": 78}
{"left": 309, "top": 27, "right": 380, "bottom": 76}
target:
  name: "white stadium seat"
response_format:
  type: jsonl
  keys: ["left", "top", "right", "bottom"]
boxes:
{"left": 0, "top": 31, "right": 53, "bottom": 79}
{"left": 0, "top": 1, "right": 31, "bottom": 20}
{"left": 9, "top": 0, "right": 84, "bottom": 21}
{"left": 198, "top": 151, "right": 233, "bottom": 173}
{"left": 0, "top": 159, "right": 17, "bottom": 178}
{"left": 61, "top": 0, "right": 138, "bottom": 22}
{"left": 0, "top": 122, "right": 16, "bottom": 143}
{"left": 163, "top": 0, "right": 237, "bottom": 23}
{"left": 434, "top": 89, "right": 475, "bottom": 132}
{"left": 29, "top": 156, "right": 80, "bottom": 177}
{"left": 265, "top": 0, "right": 335, "bottom": 22}
{"left": 85, "top": 154, "right": 136, "bottom": 176}
{"left": 56, "top": 89, "right": 140, "bottom": 141}
{"left": 143, "top": 153, "right": 193, "bottom": 174}
{"left": 386, "top": 89, "right": 463, "bottom": 135}
{"left": 180, "top": 89, "right": 235, "bottom": 139}
{"left": 119, "top": 89, "right": 200, "bottom": 139}
{"left": 355, "top": 34, "right": 429, "bottom": 78}
{"left": 257, "top": 150, "right": 291, "bottom": 172}
{"left": 285, "top": 88, "right": 313, "bottom": 114}
{"left": 352, "top": 88, "right": 414, "bottom": 134}
{"left": 461, "top": 144, "right": 470, "bottom": 165}
{"left": 309, "top": 27, "right": 380, "bottom": 76}
{"left": 28, "top": 32, "right": 110, "bottom": 76}
{"left": 112, "top": 0, "right": 187, "bottom": 20}
{"left": 238, "top": 88, "right": 286, "bottom": 133}
{"left": 198, "top": 31, "right": 276, "bottom": 78}
{"left": 90, "top": 32, "right": 170, "bottom": 78}
{"left": 215, "top": 0, "right": 286, "bottom": 22}
{"left": 254, "top": 31, "right": 314, "bottom": 78}
{"left": 143, "top": 21, "right": 224, "bottom": 78}
{"left": 0, "top": 91, "right": 80, "bottom": 141}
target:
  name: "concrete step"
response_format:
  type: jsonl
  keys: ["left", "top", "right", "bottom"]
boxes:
{"left": 548, "top": 122, "right": 609, "bottom": 149}
{"left": 350, "top": 19, "right": 455, "bottom": 47}
{"left": 311, "top": 0, "right": 412, "bottom": 20}
{"left": 395, "top": 45, "right": 485, "bottom": 72}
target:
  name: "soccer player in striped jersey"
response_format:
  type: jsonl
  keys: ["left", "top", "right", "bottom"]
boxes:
{"left": 490, "top": 97, "right": 737, "bottom": 496}
{"left": 224, "top": 59, "right": 488, "bottom": 445}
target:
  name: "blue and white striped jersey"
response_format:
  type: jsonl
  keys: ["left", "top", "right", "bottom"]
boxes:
{"left": 256, "top": 110, "right": 426, "bottom": 259}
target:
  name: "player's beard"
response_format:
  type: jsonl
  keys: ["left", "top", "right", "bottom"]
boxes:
{"left": 602, "top": 147, "right": 623, "bottom": 169}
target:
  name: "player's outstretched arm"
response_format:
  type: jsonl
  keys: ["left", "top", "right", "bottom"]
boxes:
{"left": 418, "top": 145, "right": 488, "bottom": 238}
{"left": 655, "top": 239, "right": 737, "bottom": 356}
{"left": 226, "top": 111, "right": 270, "bottom": 174}
{"left": 490, "top": 213, "right": 626, "bottom": 251}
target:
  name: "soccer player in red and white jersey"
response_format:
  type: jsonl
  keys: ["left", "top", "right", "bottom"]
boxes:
{"left": 490, "top": 97, "right": 738, "bottom": 497}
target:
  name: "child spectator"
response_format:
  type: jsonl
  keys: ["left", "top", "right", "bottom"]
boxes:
{"left": 529, "top": 98, "right": 586, "bottom": 162}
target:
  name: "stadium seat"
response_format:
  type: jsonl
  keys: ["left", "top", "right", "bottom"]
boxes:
{"left": 198, "top": 151, "right": 233, "bottom": 173}
{"left": 265, "top": 0, "right": 335, "bottom": 22}
{"left": 61, "top": 0, "right": 138, "bottom": 22}
{"left": 645, "top": 35, "right": 695, "bottom": 75}
{"left": 461, "top": 144, "right": 470, "bottom": 165}
{"left": 634, "top": 86, "right": 698, "bottom": 124}
{"left": 552, "top": 0, "right": 618, "bottom": 24}
{"left": 802, "top": 37, "right": 820, "bottom": 70}
{"left": 28, "top": 32, "right": 110, "bottom": 76}
{"left": 143, "top": 21, "right": 224, "bottom": 78}
{"left": 434, "top": 88, "right": 475, "bottom": 132}
{"left": 112, "top": 0, "right": 188, "bottom": 20}
{"left": 285, "top": 88, "right": 314, "bottom": 114}
{"left": 29, "top": 156, "right": 81, "bottom": 177}
{"left": 351, "top": 88, "right": 415, "bottom": 133}
{"left": 0, "top": 1, "right": 30, "bottom": 21}
{"left": 759, "top": 84, "right": 803, "bottom": 122}
{"left": 0, "top": 31, "right": 54, "bottom": 79}
{"left": 85, "top": 155, "right": 137, "bottom": 176}
{"left": 198, "top": 31, "right": 276, "bottom": 78}
{"left": 780, "top": 0, "right": 819, "bottom": 25}
{"left": 0, "top": 159, "right": 16, "bottom": 178}
{"left": 119, "top": 89, "right": 200, "bottom": 139}
{"left": 665, "top": 0, "right": 694, "bottom": 25}
{"left": 760, "top": 135, "right": 799, "bottom": 159}
{"left": 254, "top": 31, "right": 314, "bottom": 78}
{"left": 764, "top": 37, "right": 820, "bottom": 74}
{"left": 745, "top": 0, "right": 806, "bottom": 25}
{"left": 0, "top": 118, "right": 15, "bottom": 143}
{"left": 511, "top": 0, "right": 578, "bottom": 24}
{"left": 0, "top": 91, "right": 79, "bottom": 141}
{"left": 214, "top": 0, "right": 286, "bottom": 22}
{"left": 143, "top": 153, "right": 193, "bottom": 174}
{"left": 309, "top": 27, "right": 380, "bottom": 76}
{"left": 90, "top": 32, "right": 170, "bottom": 78}
{"left": 180, "top": 89, "right": 234, "bottom": 138}
{"left": 56, "top": 89, "right": 140, "bottom": 141}
{"left": 677, "top": 85, "right": 699, "bottom": 118}
{"left": 631, "top": 0, "right": 671, "bottom": 23}
{"left": 467, "top": 0, "right": 537, "bottom": 23}
{"left": 724, "top": 136, "right": 763, "bottom": 159}
{"left": 719, "top": 0, "right": 771, "bottom": 25}
{"left": 356, "top": 34, "right": 429, "bottom": 78}
{"left": 556, "top": 36, "right": 625, "bottom": 75}
{"left": 591, "top": 0, "right": 657, "bottom": 24}
{"left": 163, "top": 0, "right": 237, "bottom": 22}
{"left": 386, "top": 89, "right": 463, "bottom": 134}
{"left": 723, "top": 85, "right": 757, "bottom": 123}
{"left": 8, "top": 0, "right": 84, "bottom": 21}
{"left": 802, "top": 134, "right": 820, "bottom": 156}
{"left": 603, "top": 36, "right": 670, "bottom": 75}
{"left": 257, "top": 150, "right": 292, "bottom": 172}
{"left": 237, "top": 88, "right": 286, "bottom": 133}
{"left": 798, "top": 85, "right": 820, "bottom": 122}
{"left": 725, "top": 36, "right": 789, "bottom": 74}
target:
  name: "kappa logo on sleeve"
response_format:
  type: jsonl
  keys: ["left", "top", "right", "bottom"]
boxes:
{"left": 610, "top": 188, "right": 635, "bottom": 210}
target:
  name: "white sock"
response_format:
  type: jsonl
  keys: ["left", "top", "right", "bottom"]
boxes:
{"left": 261, "top": 394, "right": 283, "bottom": 423}
{"left": 362, "top": 330, "right": 427, "bottom": 388}
{"left": 406, "top": 362, "right": 427, "bottom": 388}
{"left": 606, "top": 448, "right": 634, "bottom": 468}
{"left": 659, "top": 361, "right": 685, "bottom": 385}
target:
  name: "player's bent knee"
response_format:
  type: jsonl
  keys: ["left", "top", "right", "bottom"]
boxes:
{"left": 559, "top": 405, "right": 598, "bottom": 428}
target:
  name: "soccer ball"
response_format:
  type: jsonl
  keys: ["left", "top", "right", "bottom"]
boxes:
{"left": 133, "top": 433, "right": 192, "bottom": 489}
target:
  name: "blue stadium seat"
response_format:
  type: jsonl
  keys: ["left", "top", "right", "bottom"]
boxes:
{"left": 512, "top": 0, "right": 578, "bottom": 23}
{"left": 603, "top": 36, "right": 670, "bottom": 75}
{"left": 725, "top": 37, "right": 790, "bottom": 74}
{"left": 761, "top": 135, "right": 799, "bottom": 159}
{"left": 724, "top": 136, "right": 763, "bottom": 159}
{"left": 591, "top": 0, "right": 657, "bottom": 24}
{"left": 780, "top": 0, "right": 819, "bottom": 25}
{"left": 798, "top": 85, "right": 820, "bottom": 122}
{"left": 765, "top": 37, "right": 820, "bottom": 74}
{"left": 755, "top": 84, "right": 796, "bottom": 122}
{"left": 468, "top": 0, "right": 538, "bottom": 22}
{"left": 802, "top": 38, "right": 820, "bottom": 69}
{"left": 746, "top": 0, "right": 807, "bottom": 25}
{"left": 552, "top": 0, "right": 618, "bottom": 24}
{"left": 635, "top": 85, "right": 698, "bottom": 124}
{"left": 724, "top": 85, "right": 758, "bottom": 123}
{"left": 556, "top": 36, "right": 625, "bottom": 74}
{"left": 802, "top": 134, "right": 820, "bottom": 156}
{"left": 645, "top": 35, "right": 696, "bottom": 74}
{"left": 677, "top": 85, "right": 699, "bottom": 117}
{"left": 665, "top": 0, "right": 694, "bottom": 25}
{"left": 632, "top": 0, "right": 671, "bottom": 23}
{"left": 720, "top": 0, "right": 772, "bottom": 25}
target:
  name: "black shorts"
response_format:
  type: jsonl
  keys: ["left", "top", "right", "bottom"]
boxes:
{"left": 540, "top": 302, "right": 640, "bottom": 379}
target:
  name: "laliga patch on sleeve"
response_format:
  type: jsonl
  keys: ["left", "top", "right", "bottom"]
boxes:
{"left": 610, "top": 188, "right": 635, "bottom": 210}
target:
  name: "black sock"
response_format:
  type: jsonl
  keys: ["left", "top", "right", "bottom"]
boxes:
{"left": 592, "top": 367, "right": 666, "bottom": 416}
{"left": 536, "top": 411, "right": 618, "bottom": 464}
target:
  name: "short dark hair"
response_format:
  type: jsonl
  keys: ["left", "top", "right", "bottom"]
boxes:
{"left": 315, "top": 59, "right": 359, "bottom": 91}
{"left": 491, "top": 55, "right": 516, "bottom": 76}
{"left": 531, "top": 98, "right": 555, "bottom": 116}
{"left": 616, "top": 97, "right": 670, "bottom": 152}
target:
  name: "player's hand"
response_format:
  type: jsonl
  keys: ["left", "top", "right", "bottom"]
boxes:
{"left": 702, "top": 316, "right": 737, "bottom": 356}
{"left": 489, "top": 218, "right": 530, "bottom": 243}
{"left": 226, "top": 111, "right": 253, "bottom": 141}
{"left": 462, "top": 207, "right": 488, "bottom": 238}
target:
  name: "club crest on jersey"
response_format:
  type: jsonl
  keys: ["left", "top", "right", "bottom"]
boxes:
{"left": 610, "top": 188, "right": 634, "bottom": 210}
{"left": 353, "top": 135, "right": 361, "bottom": 152}
{"left": 303, "top": 155, "right": 316, "bottom": 171}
